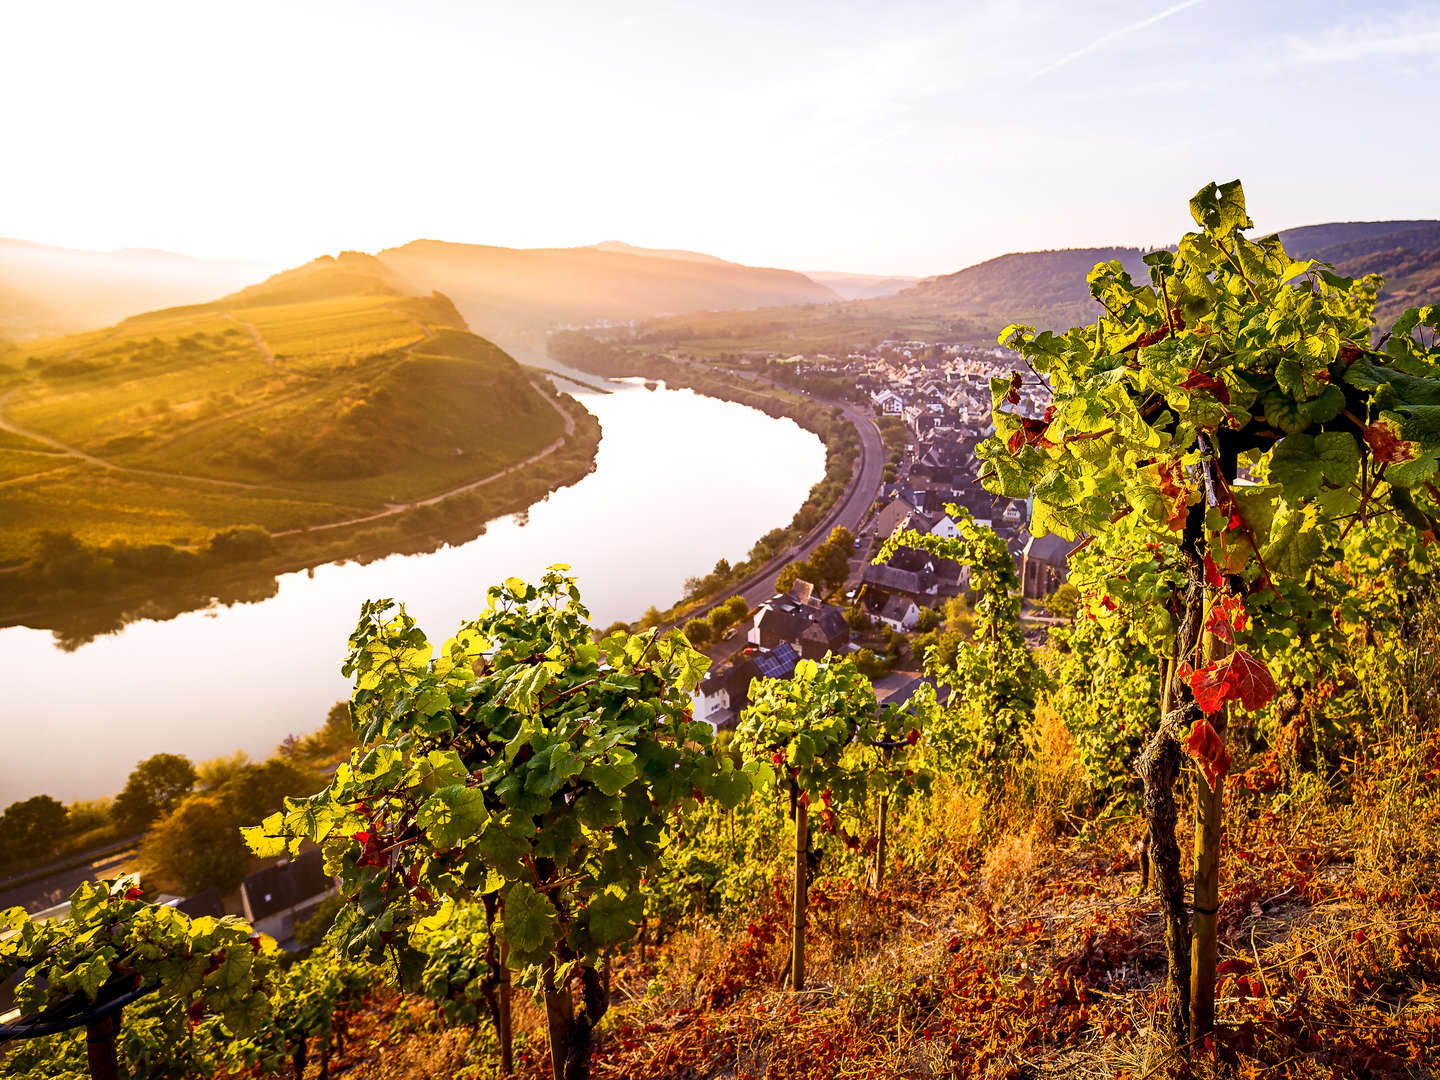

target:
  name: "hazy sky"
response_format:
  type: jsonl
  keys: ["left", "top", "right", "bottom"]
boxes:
{"left": 5, "top": 0, "right": 1438, "bottom": 276}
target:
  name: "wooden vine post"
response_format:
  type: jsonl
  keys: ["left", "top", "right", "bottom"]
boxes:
{"left": 1191, "top": 591, "right": 1229, "bottom": 1037}
{"left": 791, "top": 792, "right": 809, "bottom": 990}
{"left": 85, "top": 1011, "right": 120, "bottom": 1080}
{"left": 498, "top": 941, "right": 514, "bottom": 1076}
{"left": 874, "top": 790, "right": 889, "bottom": 890}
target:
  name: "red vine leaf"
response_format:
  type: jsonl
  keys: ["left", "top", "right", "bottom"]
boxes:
{"left": 1184, "top": 717, "right": 1231, "bottom": 790}
{"left": 1180, "top": 369, "right": 1231, "bottom": 405}
{"left": 1156, "top": 462, "right": 1191, "bottom": 532}
{"left": 1364, "top": 419, "right": 1415, "bottom": 464}
{"left": 1185, "top": 649, "right": 1276, "bottom": 714}
{"left": 1203, "top": 553, "right": 1225, "bottom": 591}
{"left": 1204, "top": 593, "right": 1249, "bottom": 644}
{"left": 1005, "top": 372, "right": 1021, "bottom": 405}
{"left": 1006, "top": 414, "right": 1055, "bottom": 454}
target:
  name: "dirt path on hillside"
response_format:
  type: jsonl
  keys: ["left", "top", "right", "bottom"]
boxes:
{"left": 270, "top": 380, "right": 579, "bottom": 537}
{"left": 0, "top": 392, "right": 367, "bottom": 503}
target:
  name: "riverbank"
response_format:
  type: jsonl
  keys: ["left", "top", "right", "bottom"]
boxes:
{"left": 0, "top": 388, "right": 602, "bottom": 644}
{"left": 548, "top": 333, "right": 882, "bottom": 626}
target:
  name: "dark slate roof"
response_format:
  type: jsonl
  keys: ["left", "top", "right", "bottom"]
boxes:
{"left": 862, "top": 564, "right": 923, "bottom": 594}
{"left": 813, "top": 606, "right": 849, "bottom": 642}
{"left": 880, "top": 593, "right": 915, "bottom": 620}
{"left": 755, "top": 605, "right": 806, "bottom": 641}
{"left": 174, "top": 888, "right": 225, "bottom": 919}
{"left": 1024, "top": 533, "right": 1073, "bottom": 565}
{"left": 242, "top": 849, "right": 331, "bottom": 922}
{"left": 751, "top": 643, "right": 799, "bottom": 680}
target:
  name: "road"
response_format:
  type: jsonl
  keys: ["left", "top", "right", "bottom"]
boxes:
{"left": 677, "top": 375, "right": 886, "bottom": 626}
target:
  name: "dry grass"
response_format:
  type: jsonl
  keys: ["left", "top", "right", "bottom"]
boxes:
{"left": 268, "top": 727, "right": 1440, "bottom": 1080}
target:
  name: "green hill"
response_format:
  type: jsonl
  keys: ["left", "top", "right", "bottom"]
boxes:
{"left": 0, "top": 254, "right": 570, "bottom": 564}
{"left": 1278, "top": 221, "right": 1440, "bottom": 323}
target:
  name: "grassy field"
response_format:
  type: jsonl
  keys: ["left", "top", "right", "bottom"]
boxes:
{"left": 0, "top": 254, "right": 572, "bottom": 565}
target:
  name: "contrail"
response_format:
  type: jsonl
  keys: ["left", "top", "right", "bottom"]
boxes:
{"left": 1027, "top": 0, "right": 1207, "bottom": 81}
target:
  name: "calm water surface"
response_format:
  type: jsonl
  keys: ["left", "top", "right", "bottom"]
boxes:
{"left": 0, "top": 382, "right": 824, "bottom": 803}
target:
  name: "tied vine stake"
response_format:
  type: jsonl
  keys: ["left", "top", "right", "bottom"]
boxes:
{"left": 978, "top": 179, "right": 1440, "bottom": 1045}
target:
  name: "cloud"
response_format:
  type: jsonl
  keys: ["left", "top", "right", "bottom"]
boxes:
{"left": 1274, "top": 7, "right": 1440, "bottom": 66}
{"left": 1026, "top": 0, "right": 1207, "bottom": 82}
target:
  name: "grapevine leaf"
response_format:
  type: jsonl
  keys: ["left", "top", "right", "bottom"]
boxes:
{"left": 417, "top": 784, "right": 490, "bottom": 850}
{"left": 501, "top": 882, "right": 556, "bottom": 965}
{"left": 583, "top": 889, "right": 643, "bottom": 947}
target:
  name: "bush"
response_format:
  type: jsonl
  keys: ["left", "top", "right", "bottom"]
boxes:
{"left": 684, "top": 618, "right": 713, "bottom": 646}
{"left": 206, "top": 526, "right": 273, "bottom": 562}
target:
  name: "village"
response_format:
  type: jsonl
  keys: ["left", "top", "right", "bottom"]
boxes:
{"left": 686, "top": 340, "right": 1072, "bottom": 730}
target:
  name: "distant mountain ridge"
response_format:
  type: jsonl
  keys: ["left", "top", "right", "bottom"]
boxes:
{"left": 628, "top": 220, "right": 1440, "bottom": 351}
{"left": 375, "top": 239, "right": 839, "bottom": 362}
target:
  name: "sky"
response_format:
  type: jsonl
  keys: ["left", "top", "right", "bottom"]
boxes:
{"left": 3, "top": 0, "right": 1438, "bottom": 277}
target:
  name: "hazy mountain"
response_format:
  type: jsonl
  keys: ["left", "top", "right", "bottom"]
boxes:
{"left": 586, "top": 241, "right": 734, "bottom": 265}
{"left": 803, "top": 270, "right": 922, "bottom": 300}
{"left": 0, "top": 239, "right": 279, "bottom": 341}
{"left": 376, "top": 239, "right": 839, "bottom": 362}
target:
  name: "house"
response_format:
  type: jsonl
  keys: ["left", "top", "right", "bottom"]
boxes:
{"left": 748, "top": 581, "right": 850, "bottom": 659}
{"left": 691, "top": 670, "right": 731, "bottom": 726}
{"left": 928, "top": 514, "right": 963, "bottom": 540}
{"left": 240, "top": 849, "right": 335, "bottom": 948}
{"left": 878, "top": 593, "right": 921, "bottom": 632}
{"left": 716, "top": 643, "right": 801, "bottom": 723}
{"left": 1021, "top": 533, "right": 1072, "bottom": 600}
{"left": 871, "top": 389, "right": 905, "bottom": 415}
{"left": 871, "top": 494, "right": 926, "bottom": 541}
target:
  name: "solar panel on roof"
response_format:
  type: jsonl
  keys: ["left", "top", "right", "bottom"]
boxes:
{"left": 752, "top": 642, "right": 798, "bottom": 680}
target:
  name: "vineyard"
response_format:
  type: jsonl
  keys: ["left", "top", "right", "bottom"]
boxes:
{"left": 5, "top": 181, "right": 1440, "bottom": 1079}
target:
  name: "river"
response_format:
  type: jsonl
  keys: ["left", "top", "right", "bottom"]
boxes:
{"left": 0, "top": 380, "right": 825, "bottom": 804}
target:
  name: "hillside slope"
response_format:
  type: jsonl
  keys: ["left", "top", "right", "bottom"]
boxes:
{"left": 0, "top": 253, "right": 568, "bottom": 563}
{"left": 629, "top": 222, "right": 1440, "bottom": 352}
{"left": 0, "top": 239, "right": 278, "bottom": 341}
{"left": 1279, "top": 221, "right": 1440, "bottom": 324}
{"left": 377, "top": 239, "right": 839, "bottom": 361}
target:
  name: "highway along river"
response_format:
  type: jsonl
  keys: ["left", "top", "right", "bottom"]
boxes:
{"left": 0, "top": 379, "right": 825, "bottom": 803}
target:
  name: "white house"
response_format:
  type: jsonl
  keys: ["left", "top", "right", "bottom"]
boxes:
{"left": 690, "top": 670, "right": 730, "bottom": 726}
{"left": 878, "top": 593, "right": 921, "bottom": 632}
{"left": 872, "top": 389, "right": 905, "bottom": 415}
{"left": 929, "top": 514, "right": 963, "bottom": 540}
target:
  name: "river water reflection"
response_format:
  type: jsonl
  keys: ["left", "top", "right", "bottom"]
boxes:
{"left": 0, "top": 381, "right": 825, "bottom": 803}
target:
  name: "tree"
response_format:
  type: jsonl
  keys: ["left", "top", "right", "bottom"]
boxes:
{"left": 113, "top": 753, "right": 197, "bottom": 831}
{"left": 723, "top": 595, "right": 751, "bottom": 622}
{"left": 810, "top": 527, "right": 855, "bottom": 593}
{"left": 979, "top": 179, "right": 1440, "bottom": 1045}
{"left": 244, "top": 569, "right": 758, "bottom": 1080}
{"left": 140, "top": 794, "right": 249, "bottom": 895}
{"left": 776, "top": 560, "right": 810, "bottom": 593}
{"left": 0, "top": 794, "right": 68, "bottom": 869}
{"left": 683, "top": 617, "right": 713, "bottom": 646}
{"left": 1042, "top": 582, "right": 1080, "bottom": 620}
{"left": 707, "top": 605, "right": 735, "bottom": 636}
